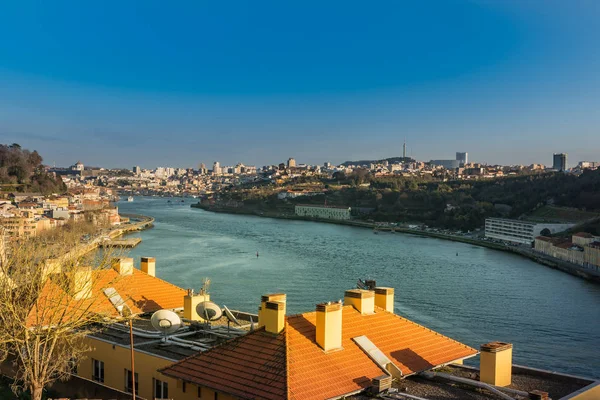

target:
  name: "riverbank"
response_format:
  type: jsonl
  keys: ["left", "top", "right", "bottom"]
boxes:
{"left": 63, "top": 213, "right": 155, "bottom": 260}
{"left": 192, "top": 203, "right": 600, "bottom": 283}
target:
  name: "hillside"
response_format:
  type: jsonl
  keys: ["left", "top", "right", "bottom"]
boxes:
{"left": 0, "top": 143, "right": 66, "bottom": 195}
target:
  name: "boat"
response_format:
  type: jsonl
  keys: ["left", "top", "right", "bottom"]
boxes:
{"left": 127, "top": 196, "right": 134, "bottom": 202}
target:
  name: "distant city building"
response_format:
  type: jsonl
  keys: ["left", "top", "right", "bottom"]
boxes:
{"left": 403, "top": 139, "right": 407, "bottom": 159}
{"left": 324, "top": 162, "right": 332, "bottom": 169}
{"left": 553, "top": 153, "right": 567, "bottom": 171}
{"left": 456, "top": 152, "right": 468, "bottom": 166}
{"left": 430, "top": 159, "right": 460, "bottom": 169}
{"left": 485, "top": 218, "right": 575, "bottom": 245}
{"left": 71, "top": 161, "right": 84, "bottom": 172}
{"left": 295, "top": 204, "right": 351, "bottom": 220}
{"left": 287, "top": 158, "right": 296, "bottom": 168}
{"left": 213, "top": 161, "right": 220, "bottom": 175}
{"left": 133, "top": 166, "right": 141, "bottom": 175}
{"left": 578, "top": 161, "right": 598, "bottom": 170}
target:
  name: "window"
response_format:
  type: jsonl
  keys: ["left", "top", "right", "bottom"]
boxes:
{"left": 154, "top": 378, "right": 169, "bottom": 399}
{"left": 182, "top": 381, "right": 186, "bottom": 393}
{"left": 197, "top": 386, "right": 202, "bottom": 398}
{"left": 124, "top": 369, "right": 139, "bottom": 394}
{"left": 92, "top": 359, "right": 104, "bottom": 383}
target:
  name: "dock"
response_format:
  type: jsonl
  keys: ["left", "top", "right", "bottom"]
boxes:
{"left": 100, "top": 238, "right": 142, "bottom": 248}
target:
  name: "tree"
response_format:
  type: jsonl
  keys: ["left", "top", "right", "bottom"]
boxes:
{"left": 0, "top": 220, "right": 121, "bottom": 400}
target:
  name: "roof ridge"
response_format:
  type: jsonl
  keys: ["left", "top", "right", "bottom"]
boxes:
{"left": 160, "top": 326, "right": 269, "bottom": 372}
{"left": 132, "top": 268, "right": 187, "bottom": 292}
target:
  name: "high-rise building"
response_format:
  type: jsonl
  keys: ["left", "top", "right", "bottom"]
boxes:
{"left": 133, "top": 166, "right": 141, "bottom": 175}
{"left": 213, "top": 161, "right": 221, "bottom": 175}
{"left": 553, "top": 153, "right": 567, "bottom": 171}
{"left": 403, "top": 139, "right": 407, "bottom": 159}
{"left": 456, "top": 152, "right": 468, "bottom": 166}
{"left": 287, "top": 158, "right": 296, "bottom": 168}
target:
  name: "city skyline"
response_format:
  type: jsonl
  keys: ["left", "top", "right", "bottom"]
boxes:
{"left": 1, "top": 1, "right": 599, "bottom": 168}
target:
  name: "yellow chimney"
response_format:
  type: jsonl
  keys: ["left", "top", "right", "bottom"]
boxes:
{"left": 259, "top": 293, "right": 286, "bottom": 328}
{"left": 111, "top": 257, "right": 133, "bottom": 276}
{"left": 264, "top": 301, "right": 285, "bottom": 334}
{"left": 42, "top": 258, "right": 61, "bottom": 280}
{"left": 316, "top": 302, "right": 342, "bottom": 351}
{"left": 374, "top": 287, "right": 394, "bottom": 312}
{"left": 183, "top": 289, "right": 211, "bottom": 321}
{"left": 344, "top": 289, "right": 375, "bottom": 315}
{"left": 140, "top": 257, "right": 155, "bottom": 277}
{"left": 71, "top": 266, "right": 93, "bottom": 300}
{"left": 480, "top": 342, "right": 513, "bottom": 387}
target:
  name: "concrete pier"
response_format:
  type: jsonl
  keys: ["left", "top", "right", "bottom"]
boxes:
{"left": 100, "top": 238, "right": 142, "bottom": 248}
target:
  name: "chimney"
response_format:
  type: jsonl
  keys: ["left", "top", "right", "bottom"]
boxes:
{"left": 258, "top": 293, "right": 286, "bottom": 328}
{"left": 374, "top": 287, "right": 394, "bottom": 312}
{"left": 71, "top": 266, "right": 93, "bottom": 300}
{"left": 316, "top": 302, "right": 342, "bottom": 351}
{"left": 42, "top": 258, "right": 61, "bottom": 280}
{"left": 264, "top": 300, "right": 285, "bottom": 334}
{"left": 480, "top": 342, "right": 513, "bottom": 387}
{"left": 111, "top": 257, "right": 133, "bottom": 276}
{"left": 344, "top": 289, "right": 375, "bottom": 315}
{"left": 140, "top": 257, "right": 155, "bottom": 276}
{"left": 183, "top": 289, "right": 211, "bottom": 321}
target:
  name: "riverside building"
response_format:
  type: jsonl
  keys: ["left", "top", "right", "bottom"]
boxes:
{"left": 295, "top": 204, "right": 351, "bottom": 220}
{"left": 484, "top": 218, "right": 574, "bottom": 245}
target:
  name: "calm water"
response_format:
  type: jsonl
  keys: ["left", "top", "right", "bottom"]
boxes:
{"left": 118, "top": 197, "right": 600, "bottom": 378}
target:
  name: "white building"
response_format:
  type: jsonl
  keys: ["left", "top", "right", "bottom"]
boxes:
{"left": 295, "top": 205, "right": 351, "bottom": 220}
{"left": 485, "top": 218, "right": 575, "bottom": 245}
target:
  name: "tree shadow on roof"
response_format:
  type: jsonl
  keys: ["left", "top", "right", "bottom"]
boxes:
{"left": 390, "top": 348, "right": 434, "bottom": 373}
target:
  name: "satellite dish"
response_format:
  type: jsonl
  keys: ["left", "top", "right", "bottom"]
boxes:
{"left": 223, "top": 305, "right": 241, "bottom": 326}
{"left": 196, "top": 301, "right": 222, "bottom": 321}
{"left": 151, "top": 309, "right": 182, "bottom": 336}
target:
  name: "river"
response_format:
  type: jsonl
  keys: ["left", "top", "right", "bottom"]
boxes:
{"left": 117, "top": 197, "right": 600, "bottom": 379}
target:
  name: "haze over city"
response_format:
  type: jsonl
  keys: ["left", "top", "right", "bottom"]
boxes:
{"left": 1, "top": 1, "right": 599, "bottom": 168}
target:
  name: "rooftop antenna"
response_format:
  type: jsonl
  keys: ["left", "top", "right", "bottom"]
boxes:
{"left": 151, "top": 309, "right": 182, "bottom": 343}
{"left": 199, "top": 278, "right": 210, "bottom": 296}
{"left": 196, "top": 301, "right": 223, "bottom": 329}
{"left": 223, "top": 305, "right": 241, "bottom": 334}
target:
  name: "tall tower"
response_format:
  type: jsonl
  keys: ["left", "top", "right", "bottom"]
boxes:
{"left": 403, "top": 139, "right": 407, "bottom": 159}
{"left": 553, "top": 153, "right": 567, "bottom": 171}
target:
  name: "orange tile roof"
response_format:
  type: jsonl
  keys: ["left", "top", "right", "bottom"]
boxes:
{"left": 161, "top": 329, "right": 287, "bottom": 400}
{"left": 26, "top": 268, "right": 187, "bottom": 327}
{"left": 161, "top": 305, "right": 477, "bottom": 400}
{"left": 573, "top": 232, "right": 594, "bottom": 238}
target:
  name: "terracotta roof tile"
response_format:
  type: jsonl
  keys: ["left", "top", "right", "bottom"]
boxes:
{"left": 26, "top": 268, "right": 186, "bottom": 327}
{"left": 573, "top": 232, "right": 594, "bottom": 238}
{"left": 160, "top": 329, "right": 287, "bottom": 400}
{"left": 161, "top": 305, "right": 477, "bottom": 400}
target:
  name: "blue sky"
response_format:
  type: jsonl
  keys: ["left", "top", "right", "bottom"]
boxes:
{"left": 1, "top": 1, "right": 599, "bottom": 168}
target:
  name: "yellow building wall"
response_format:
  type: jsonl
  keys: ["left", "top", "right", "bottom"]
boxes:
{"left": 79, "top": 337, "right": 239, "bottom": 400}
{"left": 565, "top": 382, "right": 600, "bottom": 400}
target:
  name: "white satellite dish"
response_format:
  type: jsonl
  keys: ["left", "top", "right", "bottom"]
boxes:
{"left": 223, "top": 305, "right": 241, "bottom": 326}
{"left": 196, "top": 301, "right": 222, "bottom": 321}
{"left": 151, "top": 309, "right": 182, "bottom": 336}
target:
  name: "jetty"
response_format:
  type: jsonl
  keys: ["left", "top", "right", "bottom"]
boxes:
{"left": 100, "top": 238, "right": 142, "bottom": 248}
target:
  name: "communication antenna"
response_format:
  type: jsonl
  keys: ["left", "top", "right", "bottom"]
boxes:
{"left": 199, "top": 278, "right": 211, "bottom": 295}
{"left": 223, "top": 305, "right": 241, "bottom": 333}
{"left": 151, "top": 309, "right": 182, "bottom": 342}
{"left": 196, "top": 301, "right": 222, "bottom": 326}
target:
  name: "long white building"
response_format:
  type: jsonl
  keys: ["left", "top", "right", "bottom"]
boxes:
{"left": 485, "top": 218, "right": 574, "bottom": 245}
{"left": 295, "top": 204, "right": 351, "bottom": 220}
